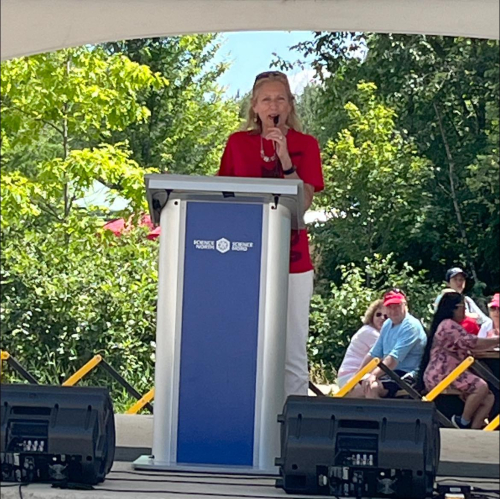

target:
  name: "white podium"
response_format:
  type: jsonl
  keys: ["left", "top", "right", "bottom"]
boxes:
{"left": 133, "top": 174, "right": 304, "bottom": 474}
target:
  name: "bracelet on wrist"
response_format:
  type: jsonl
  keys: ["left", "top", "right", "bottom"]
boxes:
{"left": 283, "top": 165, "right": 296, "bottom": 175}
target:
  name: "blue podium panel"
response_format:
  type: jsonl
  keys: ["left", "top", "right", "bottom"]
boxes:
{"left": 177, "top": 201, "right": 263, "bottom": 466}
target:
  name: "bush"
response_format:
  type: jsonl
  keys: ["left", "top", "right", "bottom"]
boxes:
{"left": 1, "top": 223, "right": 158, "bottom": 412}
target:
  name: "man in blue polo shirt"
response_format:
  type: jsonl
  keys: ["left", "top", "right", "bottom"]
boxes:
{"left": 357, "top": 289, "right": 427, "bottom": 398}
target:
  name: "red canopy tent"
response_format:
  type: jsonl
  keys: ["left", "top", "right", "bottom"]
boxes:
{"left": 103, "top": 214, "right": 160, "bottom": 240}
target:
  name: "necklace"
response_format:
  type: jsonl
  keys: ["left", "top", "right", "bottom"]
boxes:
{"left": 260, "top": 135, "right": 276, "bottom": 163}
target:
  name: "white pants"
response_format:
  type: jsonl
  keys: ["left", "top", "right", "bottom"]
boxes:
{"left": 285, "top": 270, "right": 314, "bottom": 398}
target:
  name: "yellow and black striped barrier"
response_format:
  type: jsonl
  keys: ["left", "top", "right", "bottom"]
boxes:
{"left": 419, "top": 356, "right": 499, "bottom": 431}
{"left": 334, "top": 357, "right": 452, "bottom": 428}
{"left": 2, "top": 349, "right": 497, "bottom": 425}
{"left": 125, "top": 388, "right": 155, "bottom": 414}
{"left": 334, "top": 357, "right": 381, "bottom": 398}
{"left": 484, "top": 415, "right": 499, "bottom": 431}
{"left": 62, "top": 354, "right": 103, "bottom": 386}
{"left": 422, "top": 356, "right": 475, "bottom": 402}
{"left": 333, "top": 355, "right": 499, "bottom": 431}
{"left": 1, "top": 350, "right": 39, "bottom": 384}
{"left": 1, "top": 350, "right": 154, "bottom": 414}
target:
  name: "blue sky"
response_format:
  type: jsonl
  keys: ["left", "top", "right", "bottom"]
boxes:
{"left": 213, "top": 31, "right": 315, "bottom": 96}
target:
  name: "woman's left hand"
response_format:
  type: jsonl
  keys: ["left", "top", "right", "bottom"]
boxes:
{"left": 265, "top": 128, "right": 292, "bottom": 167}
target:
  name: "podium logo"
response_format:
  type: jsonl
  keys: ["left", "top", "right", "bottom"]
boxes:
{"left": 216, "top": 238, "right": 230, "bottom": 254}
{"left": 193, "top": 239, "right": 215, "bottom": 250}
{"left": 193, "top": 238, "right": 254, "bottom": 253}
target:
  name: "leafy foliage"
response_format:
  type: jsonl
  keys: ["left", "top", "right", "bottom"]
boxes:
{"left": 1, "top": 46, "right": 163, "bottom": 224}
{"left": 104, "top": 36, "right": 240, "bottom": 175}
{"left": 1, "top": 33, "right": 498, "bottom": 398}
{"left": 1, "top": 226, "right": 158, "bottom": 410}
{"left": 0, "top": 39, "right": 238, "bottom": 410}
{"left": 285, "top": 33, "right": 500, "bottom": 293}
{"left": 311, "top": 82, "right": 432, "bottom": 285}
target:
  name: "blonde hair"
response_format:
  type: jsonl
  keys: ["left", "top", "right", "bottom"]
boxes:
{"left": 362, "top": 299, "right": 384, "bottom": 327}
{"left": 244, "top": 72, "right": 302, "bottom": 133}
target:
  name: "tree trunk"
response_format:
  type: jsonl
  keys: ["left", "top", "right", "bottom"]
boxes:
{"left": 63, "top": 58, "right": 70, "bottom": 220}
{"left": 433, "top": 102, "right": 478, "bottom": 282}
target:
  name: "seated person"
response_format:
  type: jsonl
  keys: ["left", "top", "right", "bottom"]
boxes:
{"left": 336, "top": 299, "right": 386, "bottom": 388}
{"left": 435, "top": 267, "right": 493, "bottom": 337}
{"left": 486, "top": 293, "right": 499, "bottom": 337}
{"left": 351, "top": 289, "right": 427, "bottom": 399}
{"left": 419, "top": 292, "right": 499, "bottom": 429}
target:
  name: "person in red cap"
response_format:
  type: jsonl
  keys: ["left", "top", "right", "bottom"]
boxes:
{"left": 486, "top": 293, "right": 499, "bottom": 337}
{"left": 353, "top": 289, "right": 427, "bottom": 399}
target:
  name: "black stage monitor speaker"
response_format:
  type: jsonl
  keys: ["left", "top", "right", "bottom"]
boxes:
{"left": 275, "top": 396, "right": 439, "bottom": 499}
{"left": 1, "top": 384, "right": 115, "bottom": 484}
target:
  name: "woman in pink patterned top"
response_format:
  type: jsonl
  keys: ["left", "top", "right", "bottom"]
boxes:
{"left": 419, "top": 292, "right": 500, "bottom": 429}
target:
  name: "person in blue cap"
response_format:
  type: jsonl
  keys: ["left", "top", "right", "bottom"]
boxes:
{"left": 434, "top": 267, "right": 492, "bottom": 336}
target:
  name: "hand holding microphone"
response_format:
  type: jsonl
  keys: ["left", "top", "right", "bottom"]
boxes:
{"left": 267, "top": 115, "right": 295, "bottom": 175}
{"left": 270, "top": 115, "right": 283, "bottom": 153}
{"left": 266, "top": 115, "right": 285, "bottom": 151}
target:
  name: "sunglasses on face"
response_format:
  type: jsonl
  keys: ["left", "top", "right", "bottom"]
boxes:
{"left": 375, "top": 312, "right": 388, "bottom": 319}
{"left": 254, "top": 71, "right": 287, "bottom": 83}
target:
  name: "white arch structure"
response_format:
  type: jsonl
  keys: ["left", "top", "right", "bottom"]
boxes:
{"left": 1, "top": 0, "right": 499, "bottom": 61}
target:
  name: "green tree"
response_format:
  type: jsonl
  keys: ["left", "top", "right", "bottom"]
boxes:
{"left": 0, "top": 41, "right": 243, "bottom": 410}
{"left": 311, "top": 82, "right": 432, "bottom": 286}
{"left": 0, "top": 47, "right": 166, "bottom": 409}
{"left": 358, "top": 35, "right": 500, "bottom": 286}
{"left": 104, "top": 36, "right": 240, "bottom": 175}
{"left": 280, "top": 33, "right": 500, "bottom": 291}
{"left": 1, "top": 46, "right": 166, "bottom": 223}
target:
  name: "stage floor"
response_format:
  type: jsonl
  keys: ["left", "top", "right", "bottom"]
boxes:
{"left": 1, "top": 465, "right": 499, "bottom": 499}
{"left": 1, "top": 414, "right": 498, "bottom": 498}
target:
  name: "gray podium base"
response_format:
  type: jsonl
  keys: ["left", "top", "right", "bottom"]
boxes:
{"left": 132, "top": 455, "right": 278, "bottom": 476}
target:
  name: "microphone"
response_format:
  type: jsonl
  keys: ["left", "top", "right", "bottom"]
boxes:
{"left": 272, "top": 115, "right": 280, "bottom": 161}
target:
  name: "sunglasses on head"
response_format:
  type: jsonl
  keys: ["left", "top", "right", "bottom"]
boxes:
{"left": 254, "top": 71, "right": 287, "bottom": 83}
{"left": 385, "top": 288, "right": 407, "bottom": 299}
{"left": 375, "top": 312, "right": 388, "bottom": 319}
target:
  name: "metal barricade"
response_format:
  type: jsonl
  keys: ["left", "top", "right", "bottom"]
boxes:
{"left": 1, "top": 350, "right": 154, "bottom": 414}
